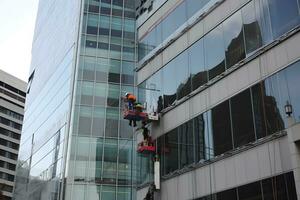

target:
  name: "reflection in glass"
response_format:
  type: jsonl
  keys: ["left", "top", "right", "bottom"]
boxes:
{"left": 189, "top": 39, "right": 207, "bottom": 91}
{"left": 204, "top": 26, "right": 226, "bottom": 80}
{"left": 262, "top": 79, "right": 285, "bottom": 135}
{"left": 164, "top": 129, "right": 179, "bottom": 175}
{"left": 223, "top": 11, "right": 245, "bottom": 68}
{"left": 175, "top": 51, "right": 190, "bottom": 100}
{"left": 211, "top": 101, "right": 233, "bottom": 156}
{"left": 242, "top": 1, "right": 263, "bottom": 54}
{"left": 179, "top": 120, "right": 194, "bottom": 168}
{"left": 231, "top": 89, "right": 255, "bottom": 147}
{"left": 268, "top": 0, "right": 300, "bottom": 38}
{"left": 251, "top": 83, "right": 267, "bottom": 139}
{"left": 163, "top": 63, "right": 177, "bottom": 107}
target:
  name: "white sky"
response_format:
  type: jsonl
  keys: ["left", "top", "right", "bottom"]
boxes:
{"left": 0, "top": 0, "right": 39, "bottom": 82}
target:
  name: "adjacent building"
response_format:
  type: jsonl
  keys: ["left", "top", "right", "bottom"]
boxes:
{"left": 0, "top": 70, "right": 26, "bottom": 199}
{"left": 14, "top": 0, "right": 137, "bottom": 199}
{"left": 136, "top": 0, "right": 300, "bottom": 199}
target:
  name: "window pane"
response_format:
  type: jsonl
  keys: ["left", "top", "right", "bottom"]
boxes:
{"left": 105, "top": 107, "right": 119, "bottom": 138}
{"left": 211, "top": 101, "right": 233, "bottom": 156}
{"left": 262, "top": 178, "right": 274, "bottom": 200}
{"left": 251, "top": 83, "right": 267, "bottom": 139}
{"left": 242, "top": 1, "right": 263, "bottom": 54}
{"left": 92, "top": 107, "right": 105, "bottom": 137}
{"left": 262, "top": 78, "right": 285, "bottom": 135}
{"left": 216, "top": 188, "right": 237, "bottom": 200}
{"left": 186, "top": 0, "right": 210, "bottom": 18}
{"left": 204, "top": 25, "right": 226, "bottom": 80}
{"left": 89, "top": 138, "right": 103, "bottom": 181}
{"left": 163, "top": 63, "right": 177, "bottom": 108}
{"left": 194, "top": 114, "right": 206, "bottom": 161}
{"left": 179, "top": 120, "right": 194, "bottom": 168}
{"left": 274, "top": 174, "right": 288, "bottom": 200}
{"left": 254, "top": 0, "right": 272, "bottom": 44}
{"left": 268, "top": 0, "right": 300, "bottom": 38}
{"left": 103, "top": 139, "right": 118, "bottom": 184}
{"left": 231, "top": 89, "right": 255, "bottom": 147}
{"left": 223, "top": 11, "right": 246, "bottom": 69}
{"left": 164, "top": 129, "right": 179, "bottom": 175}
{"left": 284, "top": 62, "right": 300, "bottom": 122}
{"left": 175, "top": 51, "right": 190, "bottom": 100}
{"left": 238, "top": 181, "right": 262, "bottom": 200}
{"left": 189, "top": 39, "right": 207, "bottom": 91}
{"left": 145, "top": 71, "right": 163, "bottom": 113}
{"left": 285, "top": 172, "right": 298, "bottom": 200}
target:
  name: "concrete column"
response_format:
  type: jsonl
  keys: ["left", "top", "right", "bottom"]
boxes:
{"left": 286, "top": 117, "right": 300, "bottom": 199}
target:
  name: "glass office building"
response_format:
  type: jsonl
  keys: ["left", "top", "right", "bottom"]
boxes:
{"left": 136, "top": 0, "right": 300, "bottom": 199}
{"left": 14, "top": 0, "right": 137, "bottom": 199}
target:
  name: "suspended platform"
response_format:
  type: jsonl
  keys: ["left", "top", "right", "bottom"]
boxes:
{"left": 123, "top": 110, "right": 148, "bottom": 121}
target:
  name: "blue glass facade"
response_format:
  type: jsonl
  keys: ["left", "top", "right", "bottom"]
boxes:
{"left": 65, "top": 0, "right": 137, "bottom": 199}
{"left": 14, "top": 0, "right": 137, "bottom": 199}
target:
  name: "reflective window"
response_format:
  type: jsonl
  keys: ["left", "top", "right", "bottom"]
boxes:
{"left": 223, "top": 11, "right": 246, "bottom": 69}
{"left": 164, "top": 129, "right": 179, "bottom": 175}
{"left": 162, "top": 1, "right": 187, "bottom": 40}
{"left": 105, "top": 107, "right": 119, "bottom": 138}
{"left": 163, "top": 62, "right": 177, "bottom": 107}
{"left": 145, "top": 71, "right": 163, "bottom": 113}
{"left": 89, "top": 138, "right": 103, "bottom": 182}
{"left": 194, "top": 113, "right": 211, "bottom": 161}
{"left": 92, "top": 107, "right": 105, "bottom": 137}
{"left": 118, "top": 140, "right": 132, "bottom": 185}
{"left": 179, "top": 120, "right": 194, "bottom": 168}
{"left": 78, "top": 106, "right": 92, "bottom": 136}
{"left": 186, "top": 0, "right": 210, "bottom": 18}
{"left": 283, "top": 62, "right": 300, "bottom": 122}
{"left": 211, "top": 101, "right": 233, "bottom": 156}
{"left": 231, "top": 89, "right": 255, "bottom": 147}
{"left": 268, "top": 0, "right": 300, "bottom": 38}
{"left": 242, "top": 1, "right": 263, "bottom": 54}
{"left": 103, "top": 139, "right": 118, "bottom": 184}
{"left": 204, "top": 25, "right": 226, "bottom": 80}
{"left": 175, "top": 51, "right": 190, "bottom": 100}
{"left": 251, "top": 83, "right": 267, "bottom": 139}
{"left": 262, "top": 79, "right": 285, "bottom": 135}
{"left": 189, "top": 39, "right": 207, "bottom": 91}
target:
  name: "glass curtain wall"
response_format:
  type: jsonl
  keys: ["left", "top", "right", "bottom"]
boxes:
{"left": 155, "top": 56, "right": 300, "bottom": 177}
{"left": 138, "top": 0, "right": 300, "bottom": 114}
{"left": 66, "top": 0, "right": 136, "bottom": 199}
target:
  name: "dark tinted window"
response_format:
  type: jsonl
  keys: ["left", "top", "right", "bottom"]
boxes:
{"left": 194, "top": 114, "right": 208, "bottom": 161}
{"left": 231, "top": 89, "right": 255, "bottom": 147}
{"left": 216, "top": 188, "right": 237, "bottom": 200}
{"left": 179, "top": 120, "right": 194, "bottom": 168}
{"left": 238, "top": 181, "right": 262, "bottom": 200}
{"left": 164, "top": 129, "right": 179, "bottom": 175}
{"left": 251, "top": 83, "right": 267, "bottom": 139}
{"left": 211, "top": 101, "right": 233, "bottom": 156}
{"left": 262, "top": 178, "right": 274, "bottom": 200}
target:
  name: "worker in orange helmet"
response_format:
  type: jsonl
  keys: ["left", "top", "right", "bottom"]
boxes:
{"left": 125, "top": 92, "right": 136, "bottom": 110}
